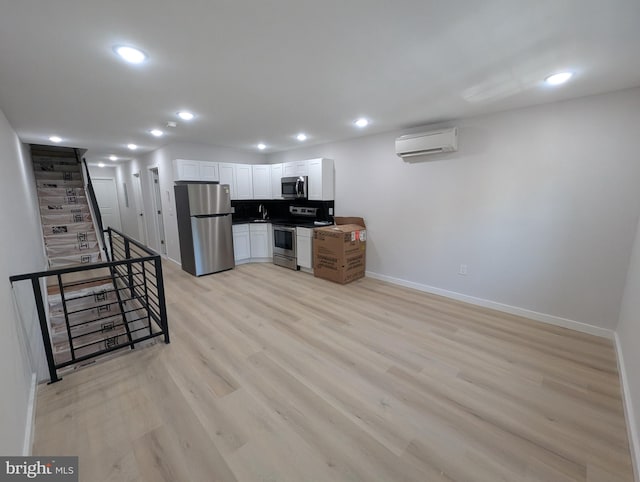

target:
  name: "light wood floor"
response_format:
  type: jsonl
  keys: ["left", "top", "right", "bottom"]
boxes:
{"left": 34, "top": 261, "right": 634, "bottom": 481}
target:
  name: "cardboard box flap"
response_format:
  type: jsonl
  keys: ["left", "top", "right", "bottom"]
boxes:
{"left": 334, "top": 217, "right": 366, "bottom": 228}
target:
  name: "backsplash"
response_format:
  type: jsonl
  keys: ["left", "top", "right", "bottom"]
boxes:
{"left": 231, "top": 199, "right": 334, "bottom": 222}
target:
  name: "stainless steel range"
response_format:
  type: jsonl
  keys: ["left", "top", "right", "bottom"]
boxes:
{"left": 272, "top": 206, "right": 318, "bottom": 270}
{"left": 273, "top": 225, "right": 297, "bottom": 269}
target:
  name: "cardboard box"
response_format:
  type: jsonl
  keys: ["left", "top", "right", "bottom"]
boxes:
{"left": 313, "top": 217, "right": 366, "bottom": 284}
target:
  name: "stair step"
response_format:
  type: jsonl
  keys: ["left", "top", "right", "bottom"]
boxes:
{"left": 46, "top": 269, "right": 112, "bottom": 292}
{"left": 38, "top": 195, "right": 88, "bottom": 206}
{"left": 51, "top": 313, "right": 128, "bottom": 345}
{"left": 46, "top": 241, "right": 99, "bottom": 257}
{"left": 40, "top": 204, "right": 89, "bottom": 215}
{"left": 49, "top": 252, "right": 101, "bottom": 268}
{"left": 32, "top": 156, "right": 79, "bottom": 165}
{"left": 41, "top": 213, "right": 92, "bottom": 225}
{"left": 37, "top": 179, "right": 84, "bottom": 189}
{"left": 53, "top": 328, "right": 129, "bottom": 365}
{"left": 44, "top": 231, "right": 97, "bottom": 246}
{"left": 34, "top": 171, "right": 83, "bottom": 181}
{"left": 33, "top": 163, "right": 82, "bottom": 173}
{"left": 43, "top": 222, "right": 94, "bottom": 236}
{"left": 38, "top": 187, "right": 85, "bottom": 197}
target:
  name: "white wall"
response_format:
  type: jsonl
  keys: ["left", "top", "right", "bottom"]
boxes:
{"left": 616, "top": 214, "right": 640, "bottom": 476}
{"left": 0, "top": 108, "right": 48, "bottom": 454}
{"left": 117, "top": 142, "right": 265, "bottom": 262}
{"left": 268, "top": 87, "right": 640, "bottom": 330}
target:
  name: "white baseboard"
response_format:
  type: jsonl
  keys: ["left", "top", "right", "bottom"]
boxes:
{"left": 365, "top": 271, "right": 614, "bottom": 339}
{"left": 166, "top": 256, "right": 181, "bottom": 267}
{"left": 615, "top": 333, "right": 640, "bottom": 482}
{"left": 22, "top": 372, "right": 37, "bottom": 456}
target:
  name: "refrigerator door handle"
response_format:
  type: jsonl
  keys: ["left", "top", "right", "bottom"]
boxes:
{"left": 193, "top": 213, "right": 230, "bottom": 218}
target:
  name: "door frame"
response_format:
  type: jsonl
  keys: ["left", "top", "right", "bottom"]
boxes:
{"left": 131, "top": 171, "right": 148, "bottom": 245}
{"left": 147, "top": 166, "right": 167, "bottom": 255}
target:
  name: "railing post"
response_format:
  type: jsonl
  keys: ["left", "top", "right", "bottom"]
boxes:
{"left": 154, "top": 256, "right": 170, "bottom": 344}
{"left": 108, "top": 228, "right": 114, "bottom": 262}
{"left": 124, "top": 237, "right": 134, "bottom": 299}
{"left": 31, "top": 278, "right": 60, "bottom": 383}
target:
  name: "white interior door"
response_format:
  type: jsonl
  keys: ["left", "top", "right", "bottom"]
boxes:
{"left": 149, "top": 168, "right": 167, "bottom": 255}
{"left": 92, "top": 178, "right": 122, "bottom": 231}
{"left": 132, "top": 172, "right": 147, "bottom": 244}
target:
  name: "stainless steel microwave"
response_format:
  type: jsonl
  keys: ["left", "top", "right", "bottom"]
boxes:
{"left": 281, "top": 176, "right": 308, "bottom": 199}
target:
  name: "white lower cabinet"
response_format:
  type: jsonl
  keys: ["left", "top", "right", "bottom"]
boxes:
{"left": 296, "top": 227, "right": 313, "bottom": 270}
{"left": 249, "top": 223, "right": 272, "bottom": 259}
{"left": 232, "top": 224, "right": 251, "bottom": 262}
{"left": 234, "top": 223, "right": 272, "bottom": 262}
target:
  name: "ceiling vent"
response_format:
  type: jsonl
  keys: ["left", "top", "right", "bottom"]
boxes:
{"left": 395, "top": 127, "right": 458, "bottom": 159}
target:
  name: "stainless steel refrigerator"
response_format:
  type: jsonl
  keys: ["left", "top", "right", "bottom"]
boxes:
{"left": 174, "top": 182, "right": 235, "bottom": 276}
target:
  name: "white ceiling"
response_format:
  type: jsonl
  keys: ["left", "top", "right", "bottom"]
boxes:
{"left": 1, "top": 0, "right": 639, "bottom": 163}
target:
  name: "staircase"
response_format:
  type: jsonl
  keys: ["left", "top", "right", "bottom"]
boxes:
{"left": 31, "top": 146, "right": 128, "bottom": 370}
{"left": 34, "top": 153, "right": 101, "bottom": 268}
{"left": 8, "top": 145, "right": 169, "bottom": 382}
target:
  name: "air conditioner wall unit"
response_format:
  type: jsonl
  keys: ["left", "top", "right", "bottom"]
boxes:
{"left": 395, "top": 127, "right": 458, "bottom": 159}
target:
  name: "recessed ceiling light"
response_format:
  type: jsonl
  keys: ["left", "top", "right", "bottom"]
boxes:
{"left": 49, "top": 136, "right": 62, "bottom": 143}
{"left": 257, "top": 143, "right": 266, "bottom": 150}
{"left": 109, "top": 155, "right": 118, "bottom": 161}
{"left": 113, "top": 45, "right": 147, "bottom": 64}
{"left": 127, "top": 143, "right": 138, "bottom": 150}
{"left": 296, "top": 133, "right": 307, "bottom": 141}
{"left": 98, "top": 162, "right": 105, "bottom": 168}
{"left": 177, "top": 111, "right": 195, "bottom": 121}
{"left": 354, "top": 118, "right": 369, "bottom": 128}
{"left": 545, "top": 72, "right": 573, "bottom": 86}
{"left": 150, "top": 129, "right": 164, "bottom": 137}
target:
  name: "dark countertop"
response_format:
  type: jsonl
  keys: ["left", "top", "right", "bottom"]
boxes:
{"left": 232, "top": 217, "right": 332, "bottom": 228}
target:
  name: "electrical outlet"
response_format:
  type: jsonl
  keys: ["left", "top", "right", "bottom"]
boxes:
{"left": 459, "top": 264, "right": 468, "bottom": 275}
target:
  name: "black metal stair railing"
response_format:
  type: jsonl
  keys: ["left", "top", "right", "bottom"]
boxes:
{"left": 9, "top": 228, "right": 170, "bottom": 383}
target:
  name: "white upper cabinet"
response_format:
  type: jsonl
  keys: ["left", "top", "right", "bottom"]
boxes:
{"left": 235, "top": 164, "right": 254, "bottom": 200}
{"left": 270, "top": 163, "right": 283, "bottom": 199}
{"left": 173, "top": 159, "right": 201, "bottom": 181}
{"left": 283, "top": 160, "right": 308, "bottom": 177}
{"left": 219, "top": 163, "right": 237, "bottom": 199}
{"left": 252, "top": 165, "right": 272, "bottom": 199}
{"left": 307, "top": 158, "right": 334, "bottom": 200}
{"left": 199, "top": 162, "right": 219, "bottom": 182}
{"left": 173, "top": 159, "right": 219, "bottom": 182}
{"left": 173, "top": 159, "right": 333, "bottom": 200}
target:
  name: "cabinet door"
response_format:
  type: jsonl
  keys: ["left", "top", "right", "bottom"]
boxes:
{"left": 270, "top": 164, "right": 283, "bottom": 199}
{"left": 235, "top": 164, "right": 254, "bottom": 200}
{"left": 232, "top": 225, "right": 251, "bottom": 261}
{"left": 295, "top": 160, "right": 309, "bottom": 176}
{"left": 249, "top": 224, "right": 270, "bottom": 258}
{"left": 308, "top": 159, "right": 323, "bottom": 201}
{"left": 252, "top": 165, "right": 272, "bottom": 199}
{"left": 283, "top": 162, "right": 296, "bottom": 177}
{"left": 219, "top": 163, "right": 237, "bottom": 200}
{"left": 199, "top": 162, "right": 219, "bottom": 182}
{"left": 307, "top": 158, "right": 334, "bottom": 201}
{"left": 297, "top": 234, "right": 312, "bottom": 269}
{"left": 174, "top": 159, "right": 200, "bottom": 181}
